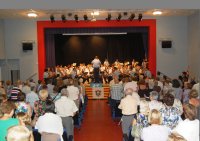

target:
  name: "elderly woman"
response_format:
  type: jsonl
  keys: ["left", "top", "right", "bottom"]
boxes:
{"left": 141, "top": 109, "right": 170, "bottom": 141}
{"left": 33, "top": 89, "right": 49, "bottom": 118}
{"left": 35, "top": 100, "right": 63, "bottom": 141}
{"left": 160, "top": 93, "right": 182, "bottom": 129}
{"left": 173, "top": 104, "right": 199, "bottom": 141}
{"left": 149, "top": 91, "right": 163, "bottom": 111}
{"left": 7, "top": 125, "right": 33, "bottom": 141}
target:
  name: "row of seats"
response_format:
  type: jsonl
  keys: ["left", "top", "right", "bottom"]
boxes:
{"left": 33, "top": 96, "right": 88, "bottom": 141}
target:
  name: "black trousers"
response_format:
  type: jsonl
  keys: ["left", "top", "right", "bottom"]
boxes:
{"left": 93, "top": 67, "right": 100, "bottom": 83}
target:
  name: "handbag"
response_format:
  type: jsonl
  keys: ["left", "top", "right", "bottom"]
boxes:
{"left": 131, "top": 114, "right": 142, "bottom": 138}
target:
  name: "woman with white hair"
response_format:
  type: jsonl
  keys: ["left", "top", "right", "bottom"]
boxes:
{"left": 33, "top": 89, "right": 49, "bottom": 118}
{"left": 149, "top": 91, "right": 163, "bottom": 111}
{"left": 6, "top": 125, "right": 33, "bottom": 141}
{"left": 141, "top": 109, "right": 170, "bottom": 141}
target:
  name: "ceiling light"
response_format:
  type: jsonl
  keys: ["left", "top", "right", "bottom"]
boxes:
{"left": 138, "top": 13, "right": 142, "bottom": 21}
{"left": 74, "top": 14, "right": 78, "bottom": 22}
{"left": 27, "top": 12, "right": 37, "bottom": 17}
{"left": 129, "top": 13, "right": 135, "bottom": 21}
{"left": 91, "top": 11, "right": 99, "bottom": 16}
{"left": 116, "top": 13, "right": 122, "bottom": 21}
{"left": 61, "top": 15, "right": 66, "bottom": 22}
{"left": 50, "top": 15, "right": 55, "bottom": 23}
{"left": 153, "top": 11, "right": 162, "bottom": 15}
{"left": 106, "top": 13, "right": 111, "bottom": 21}
{"left": 83, "top": 15, "right": 88, "bottom": 21}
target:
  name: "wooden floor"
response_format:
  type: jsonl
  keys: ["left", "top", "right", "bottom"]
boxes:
{"left": 74, "top": 100, "right": 123, "bottom": 141}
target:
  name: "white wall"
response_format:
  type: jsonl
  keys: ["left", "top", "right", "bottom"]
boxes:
{"left": 0, "top": 20, "right": 5, "bottom": 59}
{"left": 3, "top": 19, "right": 38, "bottom": 81}
{"left": 188, "top": 10, "right": 200, "bottom": 81}
{"left": 0, "top": 15, "right": 195, "bottom": 81}
{"left": 156, "top": 16, "right": 188, "bottom": 78}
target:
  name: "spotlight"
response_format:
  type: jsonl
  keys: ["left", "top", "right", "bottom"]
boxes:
{"left": 106, "top": 13, "right": 111, "bottom": 21}
{"left": 116, "top": 13, "right": 122, "bottom": 21}
{"left": 83, "top": 14, "right": 88, "bottom": 21}
{"left": 50, "top": 15, "right": 55, "bottom": 23}
{"left": 74, "top": 14, "right": 78, "bottom": 22}
{"left": 138, "top": 13, "right": 143, "bottom": 21}
{"left": 129, "top": 13, "right": 135, "bottom": 21}
{"left": 61, "top": 14, "right": 66, "bottom": 23}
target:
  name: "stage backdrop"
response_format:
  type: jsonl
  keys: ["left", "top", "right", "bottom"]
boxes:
{"left": 37, "top": 20, "right": 156, "bottom": 79}
{"left": 54, "top": 33, "right": 146, "bottom": 66}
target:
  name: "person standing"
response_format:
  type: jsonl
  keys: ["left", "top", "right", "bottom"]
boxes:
{"left": 118, "top": 88, "right": 138, "bottom": 141}
{"left": 91, "top": 56, "right": 101, "bottom": 83}
{"left": 55, "top": 88, "right": 78, "bottom": 141}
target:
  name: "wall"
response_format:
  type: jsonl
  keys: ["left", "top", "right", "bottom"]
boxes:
{"left": 3, "top": 19, "right": 38, "bottom": 81}
{"left": 0, "top": 20, "right": 5, "bottom": 59}
{"left": 156, "top": 16, "right": 188, "bottom": 78}
{"left": 188, "top": 10, "right": 200, "bottom": 81}
{"left": 0, "top": 16, "right": 193, "bottom": 81}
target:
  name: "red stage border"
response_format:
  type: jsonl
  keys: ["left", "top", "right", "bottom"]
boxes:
{"left": 37, "top": 20, "right": 156, "bottom": 80}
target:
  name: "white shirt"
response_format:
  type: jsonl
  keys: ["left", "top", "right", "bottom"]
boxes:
{"left": 67, "top": 85, "right": 79, "bottom": 100}
{"left": 149, "top": 100, "right": 163, "bottom": 111}
{"left": 158, "top": 81, "right": 164, "bottom": 90}
{"left": 35, "top": 113, "right": 63, "bottom": 140}
{"left": 173, "top": 119, "right": 199, "bottom": 141}
{"left": 47, "top": 84, "right": 54, "bottom": 94}
{"left": 55, "top": 96, "right": 78, "bottom": 117}
{"left": 132, "top": 92, "right": 140, "bottom": 105}
{"left": 118, "top": 95, "right": 138, "bottom": 115}
{"left": 141, "top": 124, "right": 170, "bottom": 141}
{"left": 124, "top": 81, "right": 138, "bottom": 92}
{"left": 91, "top": 58, "right": 101, "bottom": 68}
{"left": 26, "top": 91, "right": 39, "bottom": 108}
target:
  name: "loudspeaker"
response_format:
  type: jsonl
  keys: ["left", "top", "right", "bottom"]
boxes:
{"left": 22, "top": 43, "right": 33, "bottom": 51}
{"left": 161, "top": 40, "right": 172, "bottom": 48}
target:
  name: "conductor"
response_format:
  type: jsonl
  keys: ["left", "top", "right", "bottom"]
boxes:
{"left": 91, "top": 56, "right": 101, "bottom": 83}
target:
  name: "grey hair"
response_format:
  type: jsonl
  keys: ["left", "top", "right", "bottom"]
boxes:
{"left": 61, "top": 88, "right": 68, "bottom": 96}
{"left": 150, "top": 91, "right": 159, "bottom": 100}
{"left": 124, "top": 88, "right": 133, "bottom": 96}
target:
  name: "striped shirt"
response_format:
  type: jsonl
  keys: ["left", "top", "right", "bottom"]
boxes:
{"left": 10, "top": 87, "right": 21, "bottom": 101}
{"left": 110, "top": 83, "right": 124, "bottom": 100}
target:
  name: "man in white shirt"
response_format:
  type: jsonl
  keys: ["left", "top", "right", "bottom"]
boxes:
{"left": 55, "top": 88, "right": 78, "bottom": 141}
{"left": 118, "top": 88, "right": 138, "bottom": 141}
{"left": 67, "top": 79, "right": 80, "bottom": 108}
{"left": 91, "top": 56, "right": 101, "bottom": 83}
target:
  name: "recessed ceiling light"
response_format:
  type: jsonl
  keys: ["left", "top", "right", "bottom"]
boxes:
{"left": 153, "top": 11, "right": 162, "bottom": 15}
{"left": 91, "top": 11, "right": 99, "bottom": 16}
{"left": 27, "top": 12, "right": 38, "bottom": 17}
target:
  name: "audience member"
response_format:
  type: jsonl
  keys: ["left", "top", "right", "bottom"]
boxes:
{"left": 173, "top": 104, "right": 199, "bottom": 141}
{"left": 141, "top": 109, "right": 170, "bottom": 141}
{"left": 0, "top": 101, "right": 19, "bottom": 141}
{"left": 35, "top": 100, "right": 63, "bottom": 141}
{"left": 55, "top": 88, "right": 78, "bottom": 141}
{"left": 6, "top": 125, "right": 33, "bottom": 141}
{"left": 118, "top": 88, "right": 138, "bottom": 141}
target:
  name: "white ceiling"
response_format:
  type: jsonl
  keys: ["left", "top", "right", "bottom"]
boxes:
{"left": 0, "top": 9, "right": 197, "bottom": 20}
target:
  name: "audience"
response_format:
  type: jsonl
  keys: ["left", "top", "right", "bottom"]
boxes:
{"left": 0, "top": 59, "right": 199, "bottom": 141}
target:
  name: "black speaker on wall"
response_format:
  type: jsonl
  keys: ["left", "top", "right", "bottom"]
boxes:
{"left": 22, "top": 43, "right": 33, "bottom": 51}
{"left": 161, "top": 40, "right": 172, "bottom": 48}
